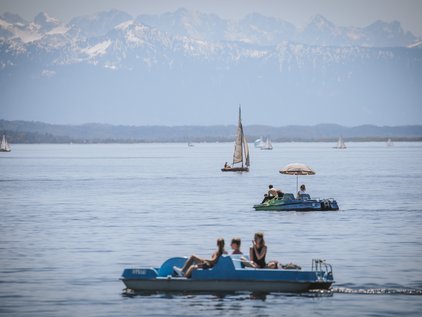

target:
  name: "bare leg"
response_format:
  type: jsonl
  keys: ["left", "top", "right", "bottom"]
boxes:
{"left": 248, "top": 261, "right": 259, "bottom": 268}
{"left": 181, "top": 255, "right": 203, "bottom": 273}
{"left": 185, "top": 264, "right": 198, "bottom": 278}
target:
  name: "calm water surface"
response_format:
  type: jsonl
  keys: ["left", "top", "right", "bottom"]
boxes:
{"left": 1, "top": 143, "right": 421, "bottom": 316}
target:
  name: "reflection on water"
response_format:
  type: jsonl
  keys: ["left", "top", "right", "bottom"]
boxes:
{"left": 123, "top": 287, "right": 422, "bottom": 298}
{"left": 122, "top": 290, "right": 329, "bottom": 300}
{"left": 1, "top": 143, "right": 422, "bottom": 316}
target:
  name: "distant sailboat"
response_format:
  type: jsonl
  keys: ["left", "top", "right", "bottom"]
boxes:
{"left": 386, "top": 138, "right": 394, "bottom": 147}
{"left": 334, "top": 136, "right": 346, "bottom": 149}
{"left": 221, "top": 106, "right": 250, "bottom": 172}
{"left": 188, "top": 142, "right": 194, "bottom": 147}
{"left": 0, "top": 135, "right": 11, "bottom": 152}
{"left": 261, "top": 137, "right": 273, "bottom": 150}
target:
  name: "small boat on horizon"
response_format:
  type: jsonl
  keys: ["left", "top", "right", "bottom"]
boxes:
{"left": 333, "top": 136, "right": 347, "bottom": 149}
{"left": 0, "top": 135, "right": 11, "bottom": 152}
{"left": 221, "top": 106, "right": 250, "bottom": 172}
{"left": 261, "top": 137, "right": 273, "bottom": 150}
{"left": 254, "top": 137, "right": 265, "bottom": 148}
{"left": 386, "top": 138, "right": 394, "bottom": 147}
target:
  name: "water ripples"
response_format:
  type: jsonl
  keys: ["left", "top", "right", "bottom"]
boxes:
{"left": 332, "top": 287, "right": 422, "bottom": 295}
{"left": 1, "top": 143, "right": 422, "bottom": 316}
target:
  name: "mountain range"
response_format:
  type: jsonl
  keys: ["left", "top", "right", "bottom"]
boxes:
{"left": 1, "top": 9, "right": 420, "bottom": 47}
{"left": 1, "top": 9, "right": 421, "bottom": 126}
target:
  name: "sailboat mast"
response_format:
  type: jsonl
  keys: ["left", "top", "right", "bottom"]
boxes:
{"left": 239, "top": 106, "right": 244, "bottom": 168}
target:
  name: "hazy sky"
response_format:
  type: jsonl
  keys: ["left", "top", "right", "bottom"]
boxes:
{"left": 1, "top": 0, "right": 422, "bottom": 36}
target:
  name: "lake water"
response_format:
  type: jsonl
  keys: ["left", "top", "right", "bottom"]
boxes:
{"left": 1, "top": 142, "right": 421, "bottom": 316}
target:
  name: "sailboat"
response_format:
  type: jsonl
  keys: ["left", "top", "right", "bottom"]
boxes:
{"left": 254, "top": 137, "right": 265, "bottom": 149}
{"left": 333, "top": 136, "right": 346, "bottom": 149}
{"left": 386, "top": 138, "right": 394, "bottom": 147}
{"left": 261, "top": 137, "right": 273, "bottom": 150}
{"left": 221, "top": 106, "right": 250, "bottom": 172}
{"left": 0, "top": 135, "right": 11, "bottom": 152}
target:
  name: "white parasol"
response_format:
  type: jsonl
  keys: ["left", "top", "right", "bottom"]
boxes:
{"left": 279, "top": 163, "right": 316, "bottom": 192}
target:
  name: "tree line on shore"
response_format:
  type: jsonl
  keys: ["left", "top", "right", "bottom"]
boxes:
{"left": 1, "top": 120, "right": 421, "bottom": 143}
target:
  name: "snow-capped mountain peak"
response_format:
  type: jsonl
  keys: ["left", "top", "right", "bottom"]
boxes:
{"left": 0, "top": 14, "right": 41, "bottom": 42}
{"left": 306, "top": 14, "right": 336, "bottom": 30}
{"left": 115, "top": 20, "right": 135, "bottom": 31}
{"left": 363, "top": 20, "right": 415, "bottom": 46}
{"left": 1, "top": 12, "right": 28, "bottom": 25}
{"left": 407, "top": 40, "right": 422, "bottom": 48}
{"left": 67, "top": 9, "right": 132, "bottom": 39}
{"left": 33, "top": 12, "right": 61, "bottom": 32}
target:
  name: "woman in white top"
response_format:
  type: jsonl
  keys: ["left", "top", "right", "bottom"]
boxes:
{"left": 297, "top": 184, "right": 307, "bottom": 198}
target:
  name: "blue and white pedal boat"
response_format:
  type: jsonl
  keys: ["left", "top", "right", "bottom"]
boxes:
{"left": 121, "top": 256, "right": 334, "bottom": 293}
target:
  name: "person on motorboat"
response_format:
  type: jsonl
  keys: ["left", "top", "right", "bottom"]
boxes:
{"left": 268, "top": 184, "right": 279, "bottom": 196}
{"left": 296, "top": 184, "right": 307, "bottom": 199}
{"left": 231, "top": 238, "right": 243, "bottom": 255}
{"left": 173, "top": 238, "right": 227, "bottom": 278}
{"left": 261, "top": 185, "right": 283, "bottom": 203}
{"left": 249, "top": 232, "right": 278, "bottom": 269}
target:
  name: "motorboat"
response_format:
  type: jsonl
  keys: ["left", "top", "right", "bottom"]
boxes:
{"left": 254, "top": 137, "right": 265, "bottom": 149}
{"left": 253, "top": 163, "right": 339, "bottom": 211}
{"left": 121, "top": 255, "right": 334, "bottom": 293}
{"left": 253, "top": 193, "right": 339, "bottom": 211}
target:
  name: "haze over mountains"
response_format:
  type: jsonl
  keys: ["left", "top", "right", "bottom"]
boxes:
{"left": 1, "top": 8, "right": 421, "bottom": 126}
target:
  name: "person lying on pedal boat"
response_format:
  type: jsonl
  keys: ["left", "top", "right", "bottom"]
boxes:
{"left": 173, "top": 238, "right": 227, "bottom": 278}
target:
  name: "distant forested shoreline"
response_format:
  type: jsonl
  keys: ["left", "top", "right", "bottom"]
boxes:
{"left": 1, "top": 120, "right": 421, "bottom": 143}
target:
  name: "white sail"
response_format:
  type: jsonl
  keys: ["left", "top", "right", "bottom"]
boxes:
{"left": 335, "top": 137, "right": 346, "bottom": 149}
{"left": 0, "top": 135, "right": 5, "bottom": 149}
{"left": 262, "top": 138, "right": 273, "bottom": 150}
{"left": 0, "top": 135, "right": 11, "bottom": 152}
{"left": 232, "top": 108, "right": 244, "bottom": 164}
{"left": 387, "top": 138, "right": 393, "bottom": 147}
{"left": 243, "top": 135, "right": 250, "bottom": 167}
